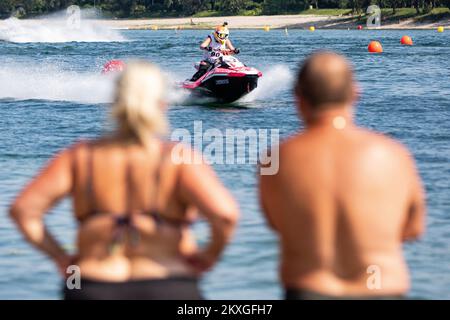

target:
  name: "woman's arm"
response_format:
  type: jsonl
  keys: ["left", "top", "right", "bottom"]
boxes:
{"left": 9, "top": 147, "right": 75, "bottom": 275}
{"left": 226, "top": 39, "right": 235, "bottom": 51}
{"left": 177, "top": 147, "right": 239, "bottom": 271}
{"left": 200, "top": 37, "right": 212, "bottom": 50}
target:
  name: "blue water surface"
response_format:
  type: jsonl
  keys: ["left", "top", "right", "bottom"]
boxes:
{"left": 0, "top": 29, "right": 449, "bottom": 299}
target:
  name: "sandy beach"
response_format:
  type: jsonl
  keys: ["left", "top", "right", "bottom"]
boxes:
{"left": 99, "top": 14, "right": 450, "bottom": 30}
{"left": 1, "top": 13, "right": 448, "bottom": 30}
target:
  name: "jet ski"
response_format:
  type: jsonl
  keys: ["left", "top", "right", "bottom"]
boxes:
{"left": 182, "top": 51, "right": 262, "bottom": 103}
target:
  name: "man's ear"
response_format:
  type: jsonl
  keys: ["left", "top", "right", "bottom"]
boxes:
{"left": 297, "top": 95, "right": 310, "bottom": 122}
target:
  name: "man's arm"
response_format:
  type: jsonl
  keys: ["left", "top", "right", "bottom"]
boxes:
{"left": 259, "top": 171, "right": 279, "bottom": 231}
{"left": 402, "top": 151, "right": 426, "bottom": 241}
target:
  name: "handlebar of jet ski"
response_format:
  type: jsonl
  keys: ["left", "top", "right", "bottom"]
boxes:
{"left": 220, "top": 49, "right": 240, "bottom": 55}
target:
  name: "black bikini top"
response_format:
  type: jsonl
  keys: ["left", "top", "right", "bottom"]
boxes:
{"left": 79, "top": 143, "right": 188, "bottom": 250}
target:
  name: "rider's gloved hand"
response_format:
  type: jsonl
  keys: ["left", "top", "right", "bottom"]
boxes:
{"left": 206, "top": 47, "right": 212, "bottom": 52}
{"left": 234, "top": 48, "right": 240, "bottom": 54}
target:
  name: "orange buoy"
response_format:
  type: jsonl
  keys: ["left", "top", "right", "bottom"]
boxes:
{"left": 400, "top": 35, "right": 413, "bottom": 45}
{"left": 357, "top": 25, "right": 363, "bottom": 30}
{"left": 368, "top": 41, "right": 383, "bottom": 53}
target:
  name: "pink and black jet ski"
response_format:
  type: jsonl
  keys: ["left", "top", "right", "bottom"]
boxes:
{"left": 182, "top": 51, "right": 262, "bottom": 103}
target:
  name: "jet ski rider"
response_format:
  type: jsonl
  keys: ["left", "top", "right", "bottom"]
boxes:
{"left": 190, "top": 22, "right": 240, "bottom": 81}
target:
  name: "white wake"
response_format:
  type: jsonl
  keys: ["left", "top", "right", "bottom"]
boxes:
{"left": 0, "top": 62, "right": 292, "bottom": 105}
{"left": 0, "top": 63, "right": 191, "bottom": 105}
{"left": 0, "top": 62, "right": 115, "bottom": 104}
{"left": 240, "top": 64, "right": 293, "bottom": 103}
{"left": 0, "top": 10, "right": 124, "bottom": 43}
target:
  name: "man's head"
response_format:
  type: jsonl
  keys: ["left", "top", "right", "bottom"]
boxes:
{"left": 294, "top": 51, "right": 358, "bottom": 120}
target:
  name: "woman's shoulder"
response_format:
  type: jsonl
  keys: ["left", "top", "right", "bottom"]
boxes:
{"left": 65, "top": 138, "right": 202, "bottom": 166}
{"left": 63, "top": 138, "right": 105, "bottom": 160}
{"left": 67, "top": 139, "right": 94, "bottom": 153}
{"left": 161, "top": 140, "right": 206, "bottom": 167}
{"left": 69, "top": 137, "right": 119, "bottom": 151}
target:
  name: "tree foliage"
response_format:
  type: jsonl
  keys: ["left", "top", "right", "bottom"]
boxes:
{"left": 0, "top": 0, "right": 449, "bottom": 18}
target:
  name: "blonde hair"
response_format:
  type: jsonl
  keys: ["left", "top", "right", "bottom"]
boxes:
{"left": 112, "top": 61, "right": 168, "bottom": 148}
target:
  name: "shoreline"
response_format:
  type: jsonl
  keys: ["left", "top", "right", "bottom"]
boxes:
{"left": 2, "top": 13, "right": 448, "bottom": 30}
{"left": 98, "top": 14, "right": 450, "bottom": 30}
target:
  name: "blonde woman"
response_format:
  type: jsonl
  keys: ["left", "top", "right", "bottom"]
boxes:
{"left": 9, "top": 62, "right": 239, "bottom": 300}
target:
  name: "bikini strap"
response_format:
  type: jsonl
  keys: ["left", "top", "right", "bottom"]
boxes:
{"left": 86, "top": 143, "right": 97, "bottom": 214}
{"left": 70, "top": 146, "right": 77, "bottom": 195}
{"left": 149, "top": 142, "right": 170, "bottom": 217}
{"left": 110, "top": 148, "right": 139, "bottom": 251}
{"left": 149, "top": 143, "right": 190, "bottom": 227}
{"left": 125, "top": 152, "right": 134, "bottom": 214}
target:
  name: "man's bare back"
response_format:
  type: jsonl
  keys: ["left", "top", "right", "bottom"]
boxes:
{"left": 260, "top": 52, "right": 426, "bottom": 298}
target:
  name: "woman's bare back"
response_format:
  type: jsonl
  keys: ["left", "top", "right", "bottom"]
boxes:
{"left": 72, "top": 139, "right": 198, "bottom": 281}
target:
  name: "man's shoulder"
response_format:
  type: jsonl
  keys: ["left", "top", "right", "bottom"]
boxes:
{"left": 357, "top": 128, "right": 410, "bottom": 155}
{"left": 279, "top": 128, "right": 412, "bottom": 159}
{"left": 278, "top": 132, "right": 314, "bottom": 153}
{"left": 279, "top": 132, "right": 306, "bottom": 147}
{"left": 350, "top": 128, "right": 416, "bottom": 172}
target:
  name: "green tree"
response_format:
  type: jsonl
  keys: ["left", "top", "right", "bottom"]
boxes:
{"left": 1, "top": 0, "right": 449, "bottom": 18}
{"left": 0, "top": 0, "right": 15, "bottom": 16}
{"left": 221, "top": 0, "right": 245, "bottom": 13}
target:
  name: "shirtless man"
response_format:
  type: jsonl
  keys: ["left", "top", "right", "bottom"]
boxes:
{"left": 259, "top": 52, "right": 426, "bottom": 299}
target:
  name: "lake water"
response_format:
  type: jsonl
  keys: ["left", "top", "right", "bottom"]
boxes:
{"left": 0, "top": 28, "right": 449, "bottom": 299}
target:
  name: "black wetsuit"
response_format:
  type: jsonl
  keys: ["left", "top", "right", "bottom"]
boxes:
{"left": 63, "top": 143, "right": 202, "bottom": 300}
{"left": 190, "top": 60, "right": 213, "bottom": 82}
